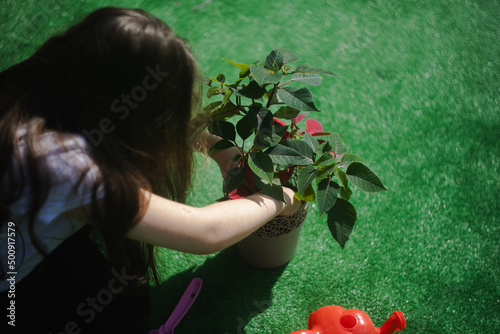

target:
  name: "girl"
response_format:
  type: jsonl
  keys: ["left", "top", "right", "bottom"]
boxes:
{"left": 0, "top": 7, "right": 299, "bottom": 333}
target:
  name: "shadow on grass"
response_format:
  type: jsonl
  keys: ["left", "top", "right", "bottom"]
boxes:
{"left": 149, "top": 245, "right": 287, "bottom": 333}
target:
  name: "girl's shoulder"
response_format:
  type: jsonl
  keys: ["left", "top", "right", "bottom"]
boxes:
{"left": 8, "top": 125, "right": 103, "bottom": 223}
{"left": 15, "top": 124, "right": 100, "bottom": 186}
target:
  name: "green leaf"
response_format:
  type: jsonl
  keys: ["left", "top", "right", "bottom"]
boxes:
{"left": 248, "top": 152, "right": 274, "bottom": 184}
{"left": 298, "top": 183, "right": 316, "bottom": 202}
{"left": 281, "top": 139, "right": 315, "bottom": 162}
{"left": 206, "top": 86, "right": 219, "bottom": 99}
{"left": 233, "top": 79, "right": 243, "bottom": 88}
{"left": 204, "top": 101, "right": 222, "bottom": 114}
{"left": 339, "top": 187, "right": 352, "bottom": 200}
{"left": 294, "top": 64, "right": 336, "bottom": 76}
{"left": 252, "top": 174, "right": 285, "bottom": 202}
{"left": 346, "top": 162, "right": 387, "bottom": 192}
{"left": 274, "top": 106, "right": 301, "bottom": 120}
{"left": 223, "top": 166, "right": 245, "bottom": 196}
{"left": 208, "top": 120, "right": 236, "bottom": 141}
{"left": 316, "top": 178, "right": 340, "bottom": 215}
{"left": 263, "top": 72, "right": 283, "bottom": 85}
{"left": 335, "top": 168, "right": 349, "bottom": 191}
{"left": 250, "top": 65, "right": 270, "bottom": 85}
{"left": 340, "top": 153, "right": 372, "bottom": 166}
{"left": 335, "top": 168, "right": 352, "bottom": 200}
{"left": 254, "top": 128, "right": 283, "bottom": 149}
{"left": 236, "top": 114, "right": 254, "bottom": 140}
{"left": 216, "top": 73, "right": 226, "bottom": 84}
{"left": 315, "top": 141, "right": 333, "bottom": 156}
{"left": 222, "top": 90, "right": 233, "bottom": 107}
{"left": 280, "top": 49, "right": 301, "bottom": 64}
{"left": 328, "top": 133, "right": 348, "bottom": 156}
{"left": 231, "top": 154, "right": 242, "bottom": 164}
{"left": 248, "top": 107, "right": 273, "bottom": 130}
{"left": 273, "top": 121, "right": 288, "bottom": 139}
{"left": 303, "top": 131, "right": 320, "bottom": 151}
{"left": 250, "top": 65, "right": 283, "bottom": 86}
{"left": 291, "top": 72, "right": 323, "bottom": 86}
{"left": 298, "top": 166, "right": 318, "bottom": 197}
{"left": 227, "top": 77, "right": 247, "bottom": 89}
{"left": 248, "top": 108, "right": 282, "bottom": 149}
{"left": 266, "top": 89, "right": 283, "bottom": 106}
{"left": 313, "top": 152, "right": 336, "bottom": 167}
{"left": 316, "top": 166, "right": 333, "bottom": 184}
{"left": 277, "top": 87, "right": 320, "bottom": 111}
{"left": 264, "top": 48, "right": 301, "bottom": 70}
{"left": 209, "top": 139, "right": 235, "bottom": 155}
{"left": 327, "top": 198, "right": 357, "bottom": 249}
{"left": 266, "top": 144, "right": 314, "bottom": 166}
{"left": 239, "top": 67, "right": 251, "bottom": 79}
{"left": 222, "top": 58, "right": 251, "bottom": 72}
{"left": 204, "top": 101, "right": 240, "bottom": 120}
{"left": 236, "top": 80, "right": 267, "bottom": 99}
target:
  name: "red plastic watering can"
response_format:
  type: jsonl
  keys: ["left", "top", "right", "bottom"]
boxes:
{"left": 288, "top": 306, "right": 406, "bottom": 334}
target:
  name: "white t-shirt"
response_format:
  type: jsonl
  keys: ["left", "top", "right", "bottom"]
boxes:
{"left": 0, "top": 127, "right": 102, "bottom": 291}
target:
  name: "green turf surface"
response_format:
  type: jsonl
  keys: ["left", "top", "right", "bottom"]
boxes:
{"left": 1, "top": 1, "right": 499, "bottom": 333}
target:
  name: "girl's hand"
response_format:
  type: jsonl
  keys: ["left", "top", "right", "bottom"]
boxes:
{"left": 280, "top": 187, "right": 302, "bottom": 216}
{"left": 195, "top": 131, "right": 241, "bottom": 178}
{"left": 213, "top": 145, "right": 242, "bottom": 179}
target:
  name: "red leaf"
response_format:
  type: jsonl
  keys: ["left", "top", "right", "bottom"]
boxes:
{"left": 228, "top": 187, "right": 251, "bottom": 199}
{"left": 277, "top": 168, "right": 293, "bottom": 185}
{"left": 244, "top": 163, "right": 256, "bottom": 188}
{"left": 273, "top": 118, "right": 286, "bottom": 127}
{"left": 273, "top": 118, "right": 290, "bottom": 140}
{"left": 306, "top": 118, "right": 323, "bottom": 135}
{"left": 292, "top": 113, "right": 307, "bottom": 125}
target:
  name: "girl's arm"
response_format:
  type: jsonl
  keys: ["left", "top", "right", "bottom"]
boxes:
{"left": 194, "top": 131, "right": 240, "bottom": 178}
{"left": 126, "top": 187, "right": 300, "bottom": 255}
{"left": 126, "top": 131, "right": 300, "bottom": 254}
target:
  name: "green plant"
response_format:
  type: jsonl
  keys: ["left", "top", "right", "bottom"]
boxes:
{"left": 202, "top": 48, "right": 386, "bottom": 248}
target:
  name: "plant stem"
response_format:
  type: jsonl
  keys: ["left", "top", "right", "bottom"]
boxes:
{"left": 266, "top": 84, "right": 278, "bottom": 108}
{"left": 277, "top": 79, "right": 294, "bottom": 88}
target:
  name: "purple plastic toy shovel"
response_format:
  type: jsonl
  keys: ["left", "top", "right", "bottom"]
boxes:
{"left": 149, "top": 278, "right": 203, "bottom": 334}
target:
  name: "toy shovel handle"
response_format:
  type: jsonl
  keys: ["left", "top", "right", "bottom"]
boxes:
{"left": 151, "top": 278, "right": 203, "bottom": 334}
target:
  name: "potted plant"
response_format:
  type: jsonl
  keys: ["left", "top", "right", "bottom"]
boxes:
{"left": 202, "top": 48, "right": 386, "bottom": 268}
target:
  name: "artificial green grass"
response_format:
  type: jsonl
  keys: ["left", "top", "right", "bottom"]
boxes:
{"left": 1, "top": 0, "right": 499, "bottom": 333}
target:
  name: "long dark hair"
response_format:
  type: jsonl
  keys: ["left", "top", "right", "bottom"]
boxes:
{"left": 0, "top": 7, "right": 201, "bottom": 284}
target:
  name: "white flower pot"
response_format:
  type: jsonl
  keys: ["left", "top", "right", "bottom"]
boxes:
{"left": 237, "top": 203, "right": 308, "bottom": 268}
